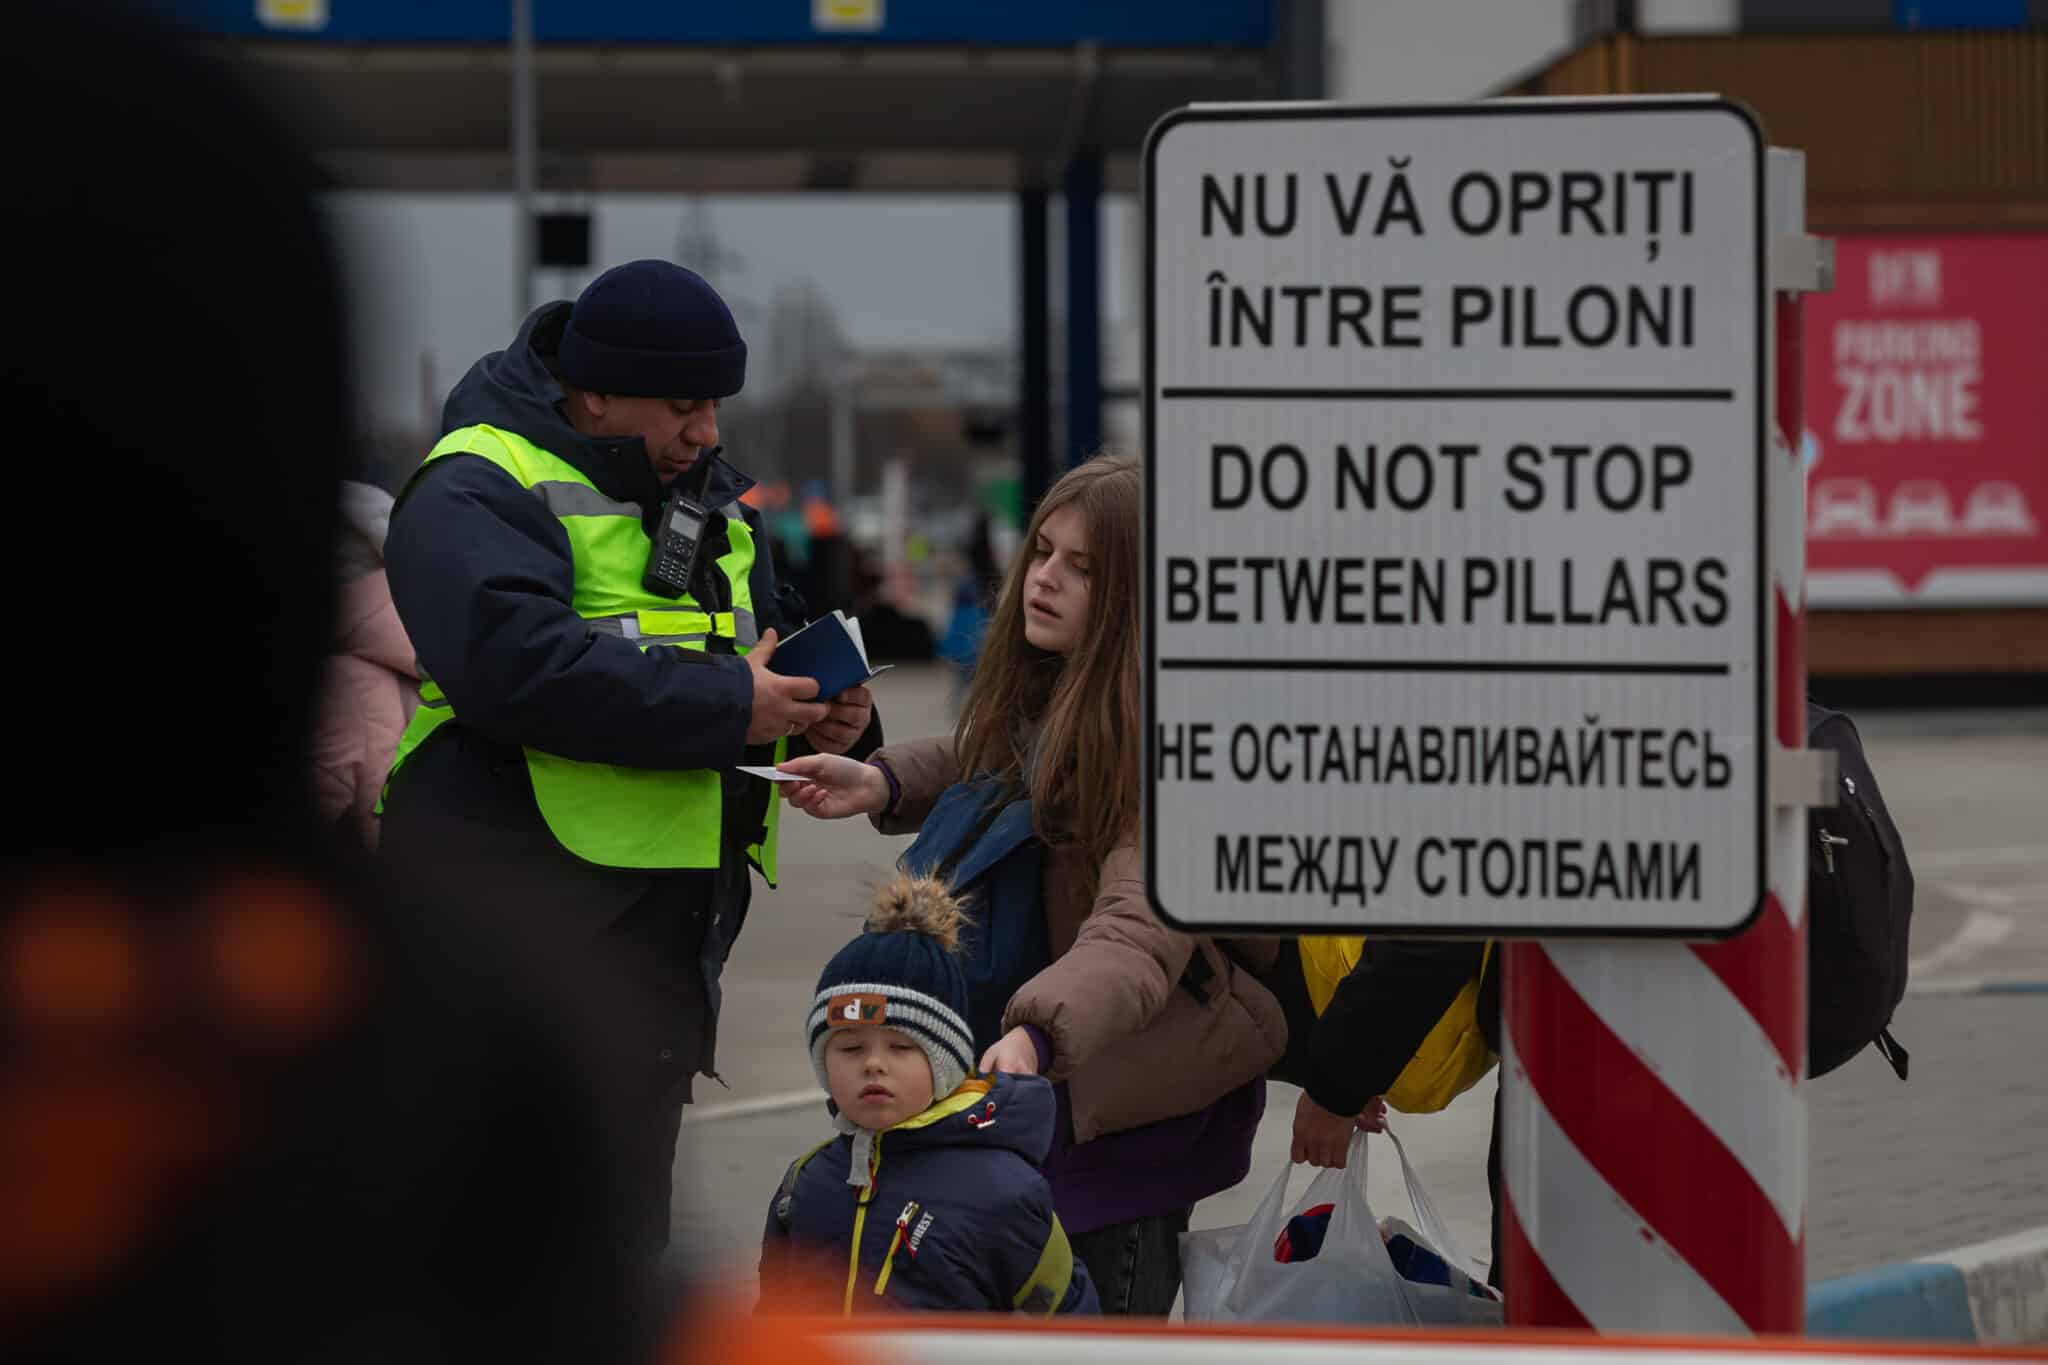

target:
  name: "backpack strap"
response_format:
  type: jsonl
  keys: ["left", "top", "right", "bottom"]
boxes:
{"left": 1011, "top": 1213, "right": 1078, "bottom": 1314}
{"left": 1874, "top": 1028, "right": 1910, "bottom": 1081}
{"left": 773, "top": 1136, "right": 836, "bottom": 1232}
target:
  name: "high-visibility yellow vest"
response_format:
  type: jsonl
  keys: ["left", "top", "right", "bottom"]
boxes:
{"left": 1296, "top": 937, "right": 1496, "bottom": 1114}
{"left": 382, "top": 423, "right": 781, "bottom": 874}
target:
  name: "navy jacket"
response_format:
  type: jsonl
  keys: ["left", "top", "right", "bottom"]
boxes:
{"left": 379, "top": 303, "right": 879, "bottom": 1087}
{"left": 385, "top": 301, "right": 805, "bottom": 777}
{"left": 763, "top": 1072, "right": 1098, "bottom": 1315}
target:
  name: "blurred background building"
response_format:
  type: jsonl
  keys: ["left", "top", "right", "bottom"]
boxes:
{"left": 158, "top": 0, "right": 2044, "bottom": 684}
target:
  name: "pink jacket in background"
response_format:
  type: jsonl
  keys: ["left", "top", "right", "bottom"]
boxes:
{"left": 313, "top": 483, "right": 421, "bottom": 848}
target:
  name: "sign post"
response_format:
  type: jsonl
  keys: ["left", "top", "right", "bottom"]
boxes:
{"left": 1501, "top": 147, "right": 1819, "bottom": 1334}
{"left": 1143, "top": 100, "right": 1807, "bottom": 1331}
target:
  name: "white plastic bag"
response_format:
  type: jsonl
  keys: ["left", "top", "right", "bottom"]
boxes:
{"left": 1374, "top": 1128, "right": 1503, "bottom": 1326}
{"left": 1177, "top": 1221, "right": 1244, "bottom": 1321}
{"left": 1182, "top": 1131, "right": 1415, "bottom": 1325}
{"left": 1180, "top": 1127, "right": 1503, "bottom": 1327}
{"left": 1387, "top": 1128, "right": 1486, "bottom": 1278}
{"left": 1376, "top": 1214, "right": 1503, "bottom": 1328}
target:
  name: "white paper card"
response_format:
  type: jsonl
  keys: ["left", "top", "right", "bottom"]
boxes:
{"left": 735, "top": 765, "right": 805, "bottom": 782}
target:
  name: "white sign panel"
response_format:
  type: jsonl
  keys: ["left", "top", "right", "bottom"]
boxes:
{"left": 1143, "top": 99, "right": 1766, "bottom": 937}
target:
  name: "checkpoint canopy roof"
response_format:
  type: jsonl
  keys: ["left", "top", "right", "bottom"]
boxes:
{"left": 164, "top": 0, "right": 1287, "bottom": 192}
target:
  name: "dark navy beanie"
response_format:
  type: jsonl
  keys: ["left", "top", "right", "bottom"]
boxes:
{"left": 557, "top": 259, "right": 747, "bottom": 399}
{"left": 807, "top": 877, "right": 975, "bottom": 1105}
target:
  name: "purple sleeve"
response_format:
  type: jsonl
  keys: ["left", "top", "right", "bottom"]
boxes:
{"left": 869, "top": 757, "right": 902, "bottom": 817}
{"left": 1023, "top": 1024, "right": 1054, "bottom": 1076}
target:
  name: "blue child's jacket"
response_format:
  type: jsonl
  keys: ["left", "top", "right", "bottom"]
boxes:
{"left": 761, "top": 1071, "right": 1098, "bottom": 1315}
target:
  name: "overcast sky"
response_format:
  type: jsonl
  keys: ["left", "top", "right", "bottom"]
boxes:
{"left": 325, "top": 192, "right": 1144, "bottom": 432}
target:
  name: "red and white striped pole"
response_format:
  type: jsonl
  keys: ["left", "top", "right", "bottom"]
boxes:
{"left": 1502, "top": 148, "right": 1821, "bottom": 1333}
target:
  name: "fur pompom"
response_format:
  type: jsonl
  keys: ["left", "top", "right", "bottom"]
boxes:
{"left": 867, "top": 874, "right": 965, "bottom": 951}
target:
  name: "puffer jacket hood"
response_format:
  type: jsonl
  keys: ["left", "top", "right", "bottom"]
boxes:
{"left": 436, "top": 301, "right": 754, "bottom": 517}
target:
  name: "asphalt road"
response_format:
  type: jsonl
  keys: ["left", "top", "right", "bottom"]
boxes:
{"left": 668, "top": 666, "right": 2048, "bottom": 1303}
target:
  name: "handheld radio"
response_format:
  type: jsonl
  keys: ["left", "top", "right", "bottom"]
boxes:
{"left": 643, "top": 482, "right": 712, "bottom": 599}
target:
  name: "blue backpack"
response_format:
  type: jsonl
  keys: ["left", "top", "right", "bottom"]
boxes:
{"left": 898, "top": 780, "right": 1052, "bottom": 1053}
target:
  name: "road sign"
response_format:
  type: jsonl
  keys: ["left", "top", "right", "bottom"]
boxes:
{"left": 1143, "top": 99, "right": 1767, "bottom": 936}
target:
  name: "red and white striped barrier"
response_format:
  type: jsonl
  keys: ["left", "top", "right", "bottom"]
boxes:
{"left": 1501, "top": 148, "right": 1822, "bottom": 1334}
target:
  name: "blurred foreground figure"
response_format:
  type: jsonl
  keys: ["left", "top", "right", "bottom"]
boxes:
{"left": 1, "top": 5, "right": 663, "bottom": 1360}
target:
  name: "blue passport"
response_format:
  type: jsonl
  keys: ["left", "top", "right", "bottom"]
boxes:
{"left": 765, "top": 610, "right": 894, "bottom": 701}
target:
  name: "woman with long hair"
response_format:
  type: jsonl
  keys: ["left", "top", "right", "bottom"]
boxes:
{"left": 779, "top": 454, "right": 1286, "bottom": 1315}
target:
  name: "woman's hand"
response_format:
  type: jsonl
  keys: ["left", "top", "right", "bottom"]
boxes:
{"left": 777, "top": 753, "right": 890, "bottom": 820}
{"left": 1354, "top": 1095, "right": 1389, "bottom": 1134}
{"left": 978, "top": 1026, "right": 1040, "bottom": 1077}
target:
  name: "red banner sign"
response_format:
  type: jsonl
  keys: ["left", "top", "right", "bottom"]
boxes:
{"left": 1802, "top": 233, "right": 2048, "bottom": 606}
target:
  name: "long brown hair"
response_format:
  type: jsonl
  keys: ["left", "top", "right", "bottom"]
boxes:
{"left": 955, "top": 454, "right": 1141, "bottom": 864}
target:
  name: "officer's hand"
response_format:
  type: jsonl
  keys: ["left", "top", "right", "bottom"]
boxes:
{"left": 1291, "top": 1090, "right": 1358, "bottom": 1168}
{"left": 978, "top": 1026, "right": 1039, "bottom": 1077}
{"left": 745, "top": 629, "right": 829, "bottom": 745}
{"left": 777, "top": 753, "right": 890, "bottom": 820}
{"left": 804, "top": 684, "right": 872, "bottom": 756}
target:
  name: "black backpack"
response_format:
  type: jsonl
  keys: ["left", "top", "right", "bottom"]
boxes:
{"left": 1806, "top": 702, "right": 1914, "bottom": 1081}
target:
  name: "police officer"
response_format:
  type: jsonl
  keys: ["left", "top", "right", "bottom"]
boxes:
{"left": 379, "top": 260, "right": 881, "bottom": 1260}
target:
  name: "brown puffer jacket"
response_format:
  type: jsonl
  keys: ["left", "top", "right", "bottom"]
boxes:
{"left": 872, "top": 735, "right": 1287, "bottom": 1143}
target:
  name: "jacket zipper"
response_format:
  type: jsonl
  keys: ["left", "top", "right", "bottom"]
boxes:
{"left": 1817, "top": 828, "right": 1847, "bottom": 874}
{"left": 876, "top": 1219, "right": 909, "bottom": 1301}
{"left": 873, "top": 1204, "right": 916, "bottom": 1297}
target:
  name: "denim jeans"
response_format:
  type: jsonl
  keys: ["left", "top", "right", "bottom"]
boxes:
{"left": 1069, "top": 1207, "right": 1193, "bottom": 1316}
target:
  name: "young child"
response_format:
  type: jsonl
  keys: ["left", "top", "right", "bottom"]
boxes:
{"left": 760, "top": 875, "right": 1098, "bottom": 1316}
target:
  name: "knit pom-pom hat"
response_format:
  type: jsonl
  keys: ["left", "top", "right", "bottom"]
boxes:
{"left": 807, "top": 875, "right": 974, "bottom": 1106}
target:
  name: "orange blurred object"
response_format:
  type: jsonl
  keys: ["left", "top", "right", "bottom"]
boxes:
{"left": 4, "top": 888, "right": 147, "bottom": 1039}
{"left": 742, "top": 480, "right": 792, "bottom": 511}
{"left": 203, "top": 873, "right": 352, "bottom": 1047}
{"left": 0, "top": 868, "right": 363, "bottom": 1326}
{"left": 804, "top": 497, "right": 843, "bottom": 538}
{"left": 0, "top": 1070, "right": 226, "bottom": 1308}
{"left": 665, "top": 1305, "right": 873, "bottom": 1365}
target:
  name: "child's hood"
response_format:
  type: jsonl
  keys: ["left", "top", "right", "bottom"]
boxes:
{"left": 882, "top": 1070, "right": 1057, "bottom": 1166}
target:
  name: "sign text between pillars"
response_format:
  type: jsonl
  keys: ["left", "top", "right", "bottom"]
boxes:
{"left": 1143, "top": 100, "right": 1767, "bottom": 939}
